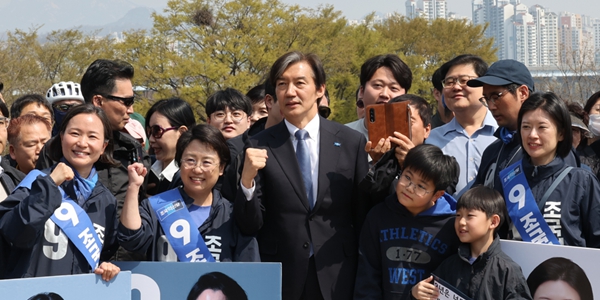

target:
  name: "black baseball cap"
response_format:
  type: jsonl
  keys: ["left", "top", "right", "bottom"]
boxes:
{"left": 467, "top": 59, "right": 535, "bottom": 91}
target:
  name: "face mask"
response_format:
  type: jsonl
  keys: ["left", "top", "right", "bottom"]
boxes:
{"left": 588, "top": 114, "right": 600, "bottom": 138}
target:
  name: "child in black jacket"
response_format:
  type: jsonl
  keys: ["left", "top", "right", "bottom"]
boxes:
{"left": 412, "top": 186, "right": 531, "bottom": 300}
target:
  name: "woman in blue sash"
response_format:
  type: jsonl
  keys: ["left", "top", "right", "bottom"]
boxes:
{"left": 0, "top": 104, "right": 122, "bottom": 280}
{"left": 145, "top": 98, "right": 195, "bottom": 196}
{"left": 119, "top": 124, "right": 259, "bottom": 262}
{"left": 499, "top": 92, "right": 600, "bottom": 247}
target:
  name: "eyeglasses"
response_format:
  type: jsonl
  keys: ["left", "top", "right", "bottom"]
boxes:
{"left": 211, "top": 110, "right": 246, "bottom": 123}
{"left": 53, "top": 103, "right": 79, "bottom": 113}
{"left": 0, "top": 117, "right": 9, "bottom": 128}
{"left": 180, "top": 158, "right": 219, "bottom": 171}
{"left": 319, "top": 106, "right": 331, "bottom": 119}
{"left": 442, "top": 75, "right": 478, "bottom": 88}
{"left": 356, "top": 100, "right": 365, "bottom": 109}
{"left": 480, "top": 91, "right": 508, "bottom": 106}
{"left": 147, "top": 125, "right": 178, "bottom": 139}
{"left": 398, "top": 173, "right": 433, "bottom": 197}
{"left": 100, "top": 94, "right": 136, "bottom": 107}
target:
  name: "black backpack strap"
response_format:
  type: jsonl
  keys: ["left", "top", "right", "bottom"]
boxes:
{"left": 538, "top": 166, "right": 573, "bottom": 210}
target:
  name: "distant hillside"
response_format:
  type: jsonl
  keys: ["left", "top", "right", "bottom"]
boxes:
{"left": 0, "top": 0, "right": 152, "bottom": 34}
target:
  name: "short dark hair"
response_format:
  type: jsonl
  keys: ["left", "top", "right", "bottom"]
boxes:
{"left": 268, "top": 51, "right": 326, "bottom": 91}
{"left": 186, "top": 272, "right": 247, "bottom": 300}
{"left": 403, "top": 144, "right": 459, "bottom": 192}
{"left": 439, "top": 54, "right": 488, "bottom": 79}
{"left": 28, "top": 292, "right": 64, "bottom": 300}
{"left": 517, "top": 92, "right": 572, "bottom": 159}
{"left": 457, "top": 185, "right": 507, "bottom": 234}
{"left": 47, "top": 104, "right": 118, "bottom": 167}
{"left": 360, "top": 54, "right": 412, "bottom": 92}
{"left": 246, "top": 84, "right": 266, "bottom": 105}
{"left": 175, "top": 124, "right": 230, "bottom": 168}
{"left": 431, "top": 67, "right": 443, "bottom": 92}
{"left": 0, "top": 100, "right": 9, "bottom": 118}
{"left": 145, "top": 98, "right": 196, "bottom": 133}
{"left": 205, "top": 88, "right": 253, "bottom": 117}
{"left": 264, "top": 80, "right": 276, "bottom": 102}
{"left": 10, "top": 94, "right": 53, "bottom": 119}
{"left": 80, "top": 59, "right": 134, "bottom": 103}
{"left": 390, "top": 94, "right": 432, "bottom": 127}
{"left": 583, "top": 90, "right": 600, "bottom": 115}
{"left": 321, "top": 89, "right": 330, "bottom": 105}
{"left": 527, "top": 257, "right": 592, "bottom": 300}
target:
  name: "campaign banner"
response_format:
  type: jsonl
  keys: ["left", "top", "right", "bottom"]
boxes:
{"left": 501, "top": 240, "right": 600, "bottom": 299}
{"left": 432, "top": 274, "right": 472, "bottom": 300}
{"left": 0, "top": 272, "right": 131, "bottom": 299}
{"left": 116, "top": 262, "right": 282, "bottom": 300}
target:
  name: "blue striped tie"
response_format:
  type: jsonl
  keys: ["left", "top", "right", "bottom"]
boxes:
{"left": 295, "top": 129, "right": 314, "bottom": 209}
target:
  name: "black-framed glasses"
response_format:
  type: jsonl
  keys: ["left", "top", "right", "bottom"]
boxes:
{"left": 53, "top": 103, "right": 79, "bottom": 113}
{"left": 480, "top": 90, "right": 509, "bottom": 106}
{"left": 319, "top": 106, "right": 331, "bottom": 119}
{"left": 441, "top": 75, "right": 478, "bottom": 88}
{"left": 100, "top": 94, "right": 136, "bottom": 107}
{"left": 147, "top": 125, "right": 178, "bottom": 139}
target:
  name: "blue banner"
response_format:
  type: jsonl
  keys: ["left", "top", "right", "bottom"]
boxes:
{"left": 0, "top": 272, "right": 131, "bottom": 299}
{"left": 499, "top": 161, "right": 560, "bottom": 245}
{"left": 148, "top": 188, "right": 215, "bottom": 262}
{"left": 116, "top": 262, "right": 282, "bottom": 300}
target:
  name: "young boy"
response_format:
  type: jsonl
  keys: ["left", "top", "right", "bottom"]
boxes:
{"left": 354, "top": 144, "right": 461, "bottom": 299}
{"left": 411, "top": 186, "right": 532, "bottom": 300}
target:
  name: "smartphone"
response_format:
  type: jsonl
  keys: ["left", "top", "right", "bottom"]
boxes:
{"left": 366, "top": 101, "right": 412, "bottom": 145}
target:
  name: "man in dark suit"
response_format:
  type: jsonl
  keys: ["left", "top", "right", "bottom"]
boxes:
{"left": 234, "top": 51, "right": 369, "bottom": 300}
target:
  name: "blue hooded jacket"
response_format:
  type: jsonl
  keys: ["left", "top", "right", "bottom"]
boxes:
{"left": 354, "top": 192, "right": 460, "bottom": 300}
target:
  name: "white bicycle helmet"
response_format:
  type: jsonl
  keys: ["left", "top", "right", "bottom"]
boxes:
{"left": 46, "top": 81, "right": 85, "bottom": 105}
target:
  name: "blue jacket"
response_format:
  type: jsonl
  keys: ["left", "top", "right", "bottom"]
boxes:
{"left": 0, "top": 168, "right": 118, "bottom": 278}
{"left": 354, "top": 192, "right": 460, "bottom": 300}
{"left": 118, "top": 187, "right": 259, "bottom": 262}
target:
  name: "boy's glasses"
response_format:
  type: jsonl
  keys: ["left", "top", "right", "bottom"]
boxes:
{"left": 0, "top": 117, "right": 9, "bottom": 128}
{"left": 398, "top": 174, "right": 433, "bottom": 197}
{"left": 147, "top": 125, "right": 178, "bottom": 139}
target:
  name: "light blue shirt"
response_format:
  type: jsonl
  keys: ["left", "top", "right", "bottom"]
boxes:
{"left": 426, "top": 109, "right": 498, "bottom": 198}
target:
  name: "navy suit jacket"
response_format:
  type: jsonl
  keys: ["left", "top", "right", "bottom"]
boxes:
{"left": 234, "top": 117, "right": 369, "bottom": 300}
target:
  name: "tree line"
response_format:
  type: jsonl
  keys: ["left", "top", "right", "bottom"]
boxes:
{"left": 0, "top": 0, "right": 496, "bottom": 123}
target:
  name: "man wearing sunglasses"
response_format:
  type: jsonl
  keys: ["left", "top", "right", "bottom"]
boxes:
{"left": 36, "top": 60, "right": 151, "bottom": 250}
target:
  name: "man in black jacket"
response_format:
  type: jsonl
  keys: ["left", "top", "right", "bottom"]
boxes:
{"left": 36, "top": 59, "right": 151, "bottom": 223}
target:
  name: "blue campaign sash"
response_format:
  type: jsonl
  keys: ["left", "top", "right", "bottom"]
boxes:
{"left": 499, "top": 161, "right": 560, "bottom": 245}
{"left": 16, "top": 170, "right": 103, "bottom": 271}
{"left": 148, "top": 189, "right": 215, "bottom": 262}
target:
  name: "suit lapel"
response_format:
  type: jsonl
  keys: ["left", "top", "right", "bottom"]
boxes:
{"left": 268, "top": 122, "right": 311, "bottom": 211}
{"left": 314, "top": 119, "right": 341, "bottom": 211}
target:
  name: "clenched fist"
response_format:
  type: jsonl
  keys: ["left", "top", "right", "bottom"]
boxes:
{"left": 50, "top": 162, "right": 74, "bottom": 186}
{"left": 241, "top": 148, "right": 268, "bottom": 189}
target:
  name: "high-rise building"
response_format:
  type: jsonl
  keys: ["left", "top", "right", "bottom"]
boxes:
{"left": 405, "top": 0, "right": 447, "bottom": 20}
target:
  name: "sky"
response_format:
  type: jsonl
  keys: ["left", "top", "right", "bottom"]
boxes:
{"left": 277, "top": 0, "right": 599, "bottom": 20}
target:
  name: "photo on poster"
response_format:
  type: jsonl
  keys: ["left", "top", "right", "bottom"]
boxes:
{"left": 0, "top": 272, "right": 131, "bottom": 299}
{"left": 501, "top": 240, "right": 600, "bottom": 299}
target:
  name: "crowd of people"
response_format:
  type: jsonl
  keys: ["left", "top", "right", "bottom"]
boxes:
{"left": 0, "top": 51, "right": 597, "bottom": 300}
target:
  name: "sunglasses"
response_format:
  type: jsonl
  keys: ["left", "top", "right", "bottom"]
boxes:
{"left": 100, "top": 94, "right": 136, "bottom": 107}
{"left": 147, "top": 125, "right": 178, "bottom": 139}
{"left": 356, "top": 100, "right": 365, "bottom": 109}
{"left": 53, "top": 103, "right": 79, "bottom": 113}
{"left": 318, "top": 106, "right": 331, "bottom": 119}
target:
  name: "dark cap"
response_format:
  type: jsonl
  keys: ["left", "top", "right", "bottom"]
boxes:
{"left": 467, "top": 59, "right": 534, "bottom": 91}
